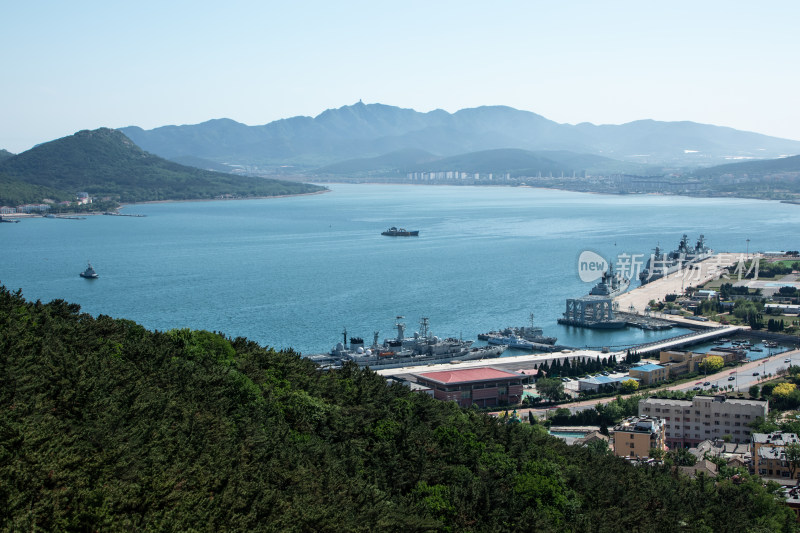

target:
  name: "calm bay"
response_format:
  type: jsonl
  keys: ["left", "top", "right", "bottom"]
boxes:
{"left": 2, "top": 184, "right": 798, "bottom": 355}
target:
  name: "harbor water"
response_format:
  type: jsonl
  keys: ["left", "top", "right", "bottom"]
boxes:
{"left": 2, "top": 184, "right": 799, "bottom": 354}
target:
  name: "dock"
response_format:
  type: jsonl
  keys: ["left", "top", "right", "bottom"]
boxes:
{"left": 104, "top": 212, "right": 147, "bottom": 217}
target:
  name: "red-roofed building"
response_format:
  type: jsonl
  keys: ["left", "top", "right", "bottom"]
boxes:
{"left": 413, "top": 367, "right": 528, "bottom": 407}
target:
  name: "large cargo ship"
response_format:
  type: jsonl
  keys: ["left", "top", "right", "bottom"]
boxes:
{"left": 306, "top": 317, "right": 506, "bottom": 370}
{"left": 639, "top": 234, "right": 712, "bottom": 285}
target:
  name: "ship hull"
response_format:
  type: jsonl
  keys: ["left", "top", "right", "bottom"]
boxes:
{"left": 307, "top": 345, "right": 506, "bottom": 370}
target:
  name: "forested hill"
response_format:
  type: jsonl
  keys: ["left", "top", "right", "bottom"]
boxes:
{"left": 0, "top": 286, "right": 796, "bottom": 531}
{"left": 0, "top": 128, "right": 324, "bottom": 205}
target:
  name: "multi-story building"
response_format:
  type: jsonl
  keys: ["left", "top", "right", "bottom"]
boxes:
{"left": 412, "top": 367, "right": 527, "bottom": 408}
{"left": 639, "top": 395, "right": 768, "bottom": 448}
{"left": 610, "top": 416, "right": 666, "bottom": 459}
{"left": 658, "top": 349, "right": 745, "bottom": 378}
{"left": 629, "top": 363, "right": 669, "bottom": 385}
{"left": 752, "top": 432, "right": 800, "bottom": 481}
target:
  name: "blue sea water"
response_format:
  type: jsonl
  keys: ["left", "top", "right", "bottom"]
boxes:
{"left": 2, "top": 184, "right": 798, "bottom": 355}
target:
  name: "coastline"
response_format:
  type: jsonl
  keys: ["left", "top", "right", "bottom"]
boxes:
{"left": 118, "top": 188, "right": 330, "bottom": 209}
{"left": 305, "top": 180, "right": 798, "bottom": 204}
{"left": 1, "top": 189, "right": 331, "bottom": 219}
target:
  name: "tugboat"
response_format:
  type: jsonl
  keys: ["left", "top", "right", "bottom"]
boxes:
{"left": 79, "top": 261, "right": 98, "bottom": 279}
{"left": 381, "top": 227, "right": 419, "bottom": 237}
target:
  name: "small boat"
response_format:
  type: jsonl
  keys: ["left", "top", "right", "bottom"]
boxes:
{"left": 381, "top": 227, "right": 419, "bottom": 237}
{"left": 79, "top": 261, "right": 98, "bottom": 279}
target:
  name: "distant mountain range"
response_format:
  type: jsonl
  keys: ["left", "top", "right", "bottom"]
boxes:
{"left": 0, "top": 129, "right": 324, "bottom": 206}
{"left": 118, "top": 102, "right": 800, "bottom": 172}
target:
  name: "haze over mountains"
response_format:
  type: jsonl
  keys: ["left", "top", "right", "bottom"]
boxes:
{"left": 119, "top": 102, "right": 800, "bottom": 173}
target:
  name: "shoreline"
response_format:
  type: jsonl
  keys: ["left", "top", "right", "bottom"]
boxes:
{"left": 118, "top": 188, "right": 330, "bottom": 209}
{"left": 305, "top": 180, "right": 797, "bottom": 204}
{"left": 1, "top": 189, "right": 330, "bottom": 218}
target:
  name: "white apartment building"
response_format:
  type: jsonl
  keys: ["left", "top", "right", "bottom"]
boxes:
{"left": 639, "top": 395, "right": 768, "bottom": 449}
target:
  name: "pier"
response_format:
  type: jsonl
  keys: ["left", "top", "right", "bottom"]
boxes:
{"left": 624, "top": 325, "right": 744, "bottom": 356}
{"left": 104, "top": 212, "right": 147, "bottom": 217}
{"left": 378, "top": 252, "right": 753, "bottom": 379}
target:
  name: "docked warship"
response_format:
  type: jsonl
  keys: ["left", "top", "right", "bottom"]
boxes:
{"left": 478, "top": 313, "right": 558, "bottom": 349}
{"left": 306, "top": 317, "right": 506, "bottom": 370}
{"left": 588, "top": 264, "right": 630, "bottom": 298}
{"left": 558, "top": 264, "right": 628, "bottom": 329}
{"left": 639, "top": 234, "right": 712, "bottom": 284}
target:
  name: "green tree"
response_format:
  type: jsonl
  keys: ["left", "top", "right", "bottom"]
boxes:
{"left": 786, "top": 443, "right": 800, "bottom": 484}
{"left": 667, "top": 447, "right": 697, "bottom": 467}
{"left": 536, "top": 377, "right": 565, "bottom": 403}
{"left": 749, "top": 384, "right": 760, "bottom": 398}
{"left": 649, "top": 447, "right": 665, "bottom": 461}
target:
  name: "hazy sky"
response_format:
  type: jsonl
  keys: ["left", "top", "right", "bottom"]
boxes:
{"left": 2, "top": 1, "right": 799, "bottom": 153}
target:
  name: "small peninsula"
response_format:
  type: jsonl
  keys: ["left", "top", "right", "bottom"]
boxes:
{"left": 0, "top": 128, "right": 325, "bottom": 209}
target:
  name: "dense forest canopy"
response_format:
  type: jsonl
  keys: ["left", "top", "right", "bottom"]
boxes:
{"left": 0, "top": 128, "right": 324, "bottom": 206}
{"left": 0, "top": 285, "right": 796, "bottom": 531}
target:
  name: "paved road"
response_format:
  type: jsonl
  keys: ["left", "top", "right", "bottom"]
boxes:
{"left": 499, "top": 347, "right": 800, "bottom": 419}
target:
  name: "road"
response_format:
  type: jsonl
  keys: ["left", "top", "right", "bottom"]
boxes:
{"left": 501, "top": 347, "right": 800, "bottom": 419}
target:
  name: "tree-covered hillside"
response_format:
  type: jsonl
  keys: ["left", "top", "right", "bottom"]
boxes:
{"left": 0, "top": 128, "right": 324, "bottom": 206}
{"left": 0, "top": 286, "right": 796, "bottom": 531}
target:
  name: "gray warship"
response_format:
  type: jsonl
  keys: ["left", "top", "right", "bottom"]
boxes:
{"left": 478, "top": 313, "right": 557, "bottom": 346}
{"left": 306, "top": 317, "right": 506, "bottom": 370}
{"left": 589, "top": 264, "right": 630, "bottom": 298}
{"left": 639, "top": 234, "right": 712, "bottom": 284}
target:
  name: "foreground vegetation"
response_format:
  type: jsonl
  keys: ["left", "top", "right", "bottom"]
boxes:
{"left": 1, "top": 286, "right": 797, "bottom": 531}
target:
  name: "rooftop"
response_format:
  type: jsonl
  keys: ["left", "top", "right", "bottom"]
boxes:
{"left": 580, "top": 375, "right": 637, "bottom": 385}
{"left": 758, "top": 447, "right": 792, "bottom": 460}
{"left": 414, "top": 367, "right": 523, "bottom": 385}
{"left": 632, "top": 363, "right": 666, "bottom": 372}
{"left": 753, "top": 432, "right": 800, "bottom": 446}
{"left": 640, "top": 395, "right": 768, "bottom": 407}
{"left": 612, "top": 415, "right": 663, "bottom": 434}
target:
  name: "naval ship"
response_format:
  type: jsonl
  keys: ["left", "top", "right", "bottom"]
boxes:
{"left": 381, "top": 227, "right": 419, "bottom": 237}
{"left": 639, "top": 235, "right": 712, "bottom": 285}
{"left": 589, "top": 264, "right": 630, "bottom": 298}
{"left": 477, "top": 313, "right": 557, "bottom": 346}
{"left": 306, "top": 317, "right": 506, "bottom": 370}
